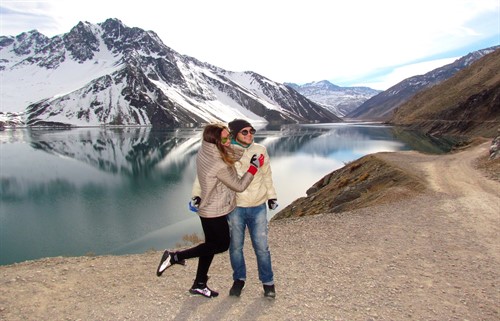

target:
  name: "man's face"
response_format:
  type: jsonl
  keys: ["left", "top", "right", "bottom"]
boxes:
{"left": 235, "top": 126, "right": 255, "bottom": 146}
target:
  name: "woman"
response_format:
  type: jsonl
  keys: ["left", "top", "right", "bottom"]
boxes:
{"left": 156, "top": 123, "right": 264, "bottom": 298}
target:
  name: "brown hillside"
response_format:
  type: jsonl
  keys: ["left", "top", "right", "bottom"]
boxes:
{"left": 389, "top": 48, "right": 500, "bottom": 138}
{"left": 272, "top": 153, "right": 426, "bottom": 220}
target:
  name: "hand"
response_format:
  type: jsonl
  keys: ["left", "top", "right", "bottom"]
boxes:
{"left": 250, "top": 153, "right": 265, "bottom": 167}
{"left": 248, "top": 154, "right": 265, "bottom": 175}
{"left": 189, "top": 196, "right": 201, "bottom": 212}
{"left": 268, "top": 199, "right": 278, "bottom": 210}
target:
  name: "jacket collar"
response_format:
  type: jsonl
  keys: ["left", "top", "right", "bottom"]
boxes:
{"left": 231, "top": 138, "right": 253, "bottom": 149}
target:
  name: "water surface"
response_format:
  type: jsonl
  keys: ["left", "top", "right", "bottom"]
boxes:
{"left": 0, "top": 124, "right": 454, "bottom": 265}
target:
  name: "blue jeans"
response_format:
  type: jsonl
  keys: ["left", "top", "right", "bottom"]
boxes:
{"left": 227, "top": 203, "right": 274, "bottom": 284}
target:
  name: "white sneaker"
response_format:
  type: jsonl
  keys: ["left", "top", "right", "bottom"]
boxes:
{"left": 156, "top": 250, "right": 172, "bottom": 276}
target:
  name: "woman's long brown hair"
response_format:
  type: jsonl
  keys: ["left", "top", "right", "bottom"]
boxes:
{"left": 202, "top": 123, "right": 235, "bottom": 165}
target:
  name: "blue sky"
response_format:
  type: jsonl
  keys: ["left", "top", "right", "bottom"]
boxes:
{"left": 0, "top": 0, "right": 499, "bottom": 90}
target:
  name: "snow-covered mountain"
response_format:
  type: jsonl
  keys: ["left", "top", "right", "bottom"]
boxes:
{"left": 0, "top": 18, "right": 341, "bottom": 128}
{"left": 285, "top": 80, "right": 381, "bottom": 117}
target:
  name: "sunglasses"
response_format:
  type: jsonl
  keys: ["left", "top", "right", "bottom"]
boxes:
{"left": 240, "top": 129, "right": 256, "bottom": 136}
{"left": 221, "top": 136, "right": 230, "bottom": 144}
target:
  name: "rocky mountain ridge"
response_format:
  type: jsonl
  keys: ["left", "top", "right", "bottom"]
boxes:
{"left": 0, "top": 19, "right": 341, "bottom": 128}
{"left": 347, "top": 45, "right": 500, "bottom": 121}
{"left": 389, "top": 48, "right": 500, "bottom": 138}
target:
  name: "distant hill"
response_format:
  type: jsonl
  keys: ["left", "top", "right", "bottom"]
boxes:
{"left": 347, "top": 46, "right": 500, "bottom": 122}
{"left": 388, "top": 48, "right": 500, "bottom": 138}
{"left": 284, "top": 80, "right": 380, "bottom": 117}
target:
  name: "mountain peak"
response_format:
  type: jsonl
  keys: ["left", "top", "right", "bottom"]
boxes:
{"left": 0, "top": 19, "right": 341, "bottom": 128}
{"left": 0, "top": 29, "right": 50, "bottom": 56}
{"left": 304, "top": 80, "right": 341, "bottom": 90}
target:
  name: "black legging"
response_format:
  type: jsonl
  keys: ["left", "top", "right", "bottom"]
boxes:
{"left": 176, "top": 214, "right": 230, "bottom": 283}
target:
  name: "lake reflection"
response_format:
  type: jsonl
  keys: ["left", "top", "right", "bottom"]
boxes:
{"left": 0, "top": 124, "right": 453, "bottom": 265}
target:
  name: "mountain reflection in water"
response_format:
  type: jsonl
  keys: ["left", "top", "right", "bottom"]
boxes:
{"left": 0, "top": 124, "right": 455, "bottom": 265}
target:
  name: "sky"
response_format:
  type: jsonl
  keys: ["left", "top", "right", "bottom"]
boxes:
{"left": 0, "top": 0, "right": 499, "bottom": 90}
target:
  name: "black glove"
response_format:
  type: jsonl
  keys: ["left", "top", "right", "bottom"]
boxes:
{"left": 189, "top": 196, "right": 201, "bottom": 212}
{"left": 268, "top": 199, "right": 278, "bottom": 210}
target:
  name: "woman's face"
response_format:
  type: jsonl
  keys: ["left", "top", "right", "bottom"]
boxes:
{"left": 220, "top": 128, "right": 231, "bottom": 147}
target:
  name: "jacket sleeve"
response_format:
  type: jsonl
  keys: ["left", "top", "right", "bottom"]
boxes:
{"left": 216, "top": 167, "right": 254, "bottom": 192}
{"left": 192, "top": 176, "right": 201, "bottom": 197}
{"left": 261, "top": 149, "right": 278, "bottom": 199}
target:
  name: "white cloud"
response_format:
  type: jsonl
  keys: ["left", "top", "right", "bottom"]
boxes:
{"left": 1, "top": 0, "right": 499, "bottom": 89}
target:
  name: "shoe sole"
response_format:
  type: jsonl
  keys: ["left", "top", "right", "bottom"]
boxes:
{"left": 189, "top": 288, "right": 219, "bottom": 298}
{"left": 156, "top": 251, "right": 171, "bottom": 277}
{"left": 229, "top": 291, "right": 241, "bottom": 297}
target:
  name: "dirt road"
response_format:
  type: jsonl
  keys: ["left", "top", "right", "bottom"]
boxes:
{"left": 379, "top": 142, "right": 500, "bottom": 259}
{"left": 1, "top": 141, "right": 499, "bottom": 320}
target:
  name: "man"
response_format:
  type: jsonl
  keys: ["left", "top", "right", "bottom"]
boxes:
{"left": 191, "top": 119, "right": 278, "bottom": 298}
{"left": 226, "top": 119, "right": 278, "bottom": 298}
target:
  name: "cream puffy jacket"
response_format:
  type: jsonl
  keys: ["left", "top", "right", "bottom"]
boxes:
{"left": 232, "top": 142, "right": 277, "bottom": 207}
{"left": 195, "top": 140, "right": 254, "bottom": 218}
{"left": 193, "top": 141, "right": 277, "bottom": 208}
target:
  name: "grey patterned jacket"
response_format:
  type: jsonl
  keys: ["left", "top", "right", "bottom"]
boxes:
{"left": 196, "top": 140, "right": 254, "bottom": 218}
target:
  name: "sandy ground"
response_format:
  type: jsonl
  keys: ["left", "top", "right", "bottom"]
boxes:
{"left": 0, "top": 141, "right": 499, "bottom": 321}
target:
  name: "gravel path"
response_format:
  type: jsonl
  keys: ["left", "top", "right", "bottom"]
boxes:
{"left": 1, "top": 142, "right": 499, "bottom": 321}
